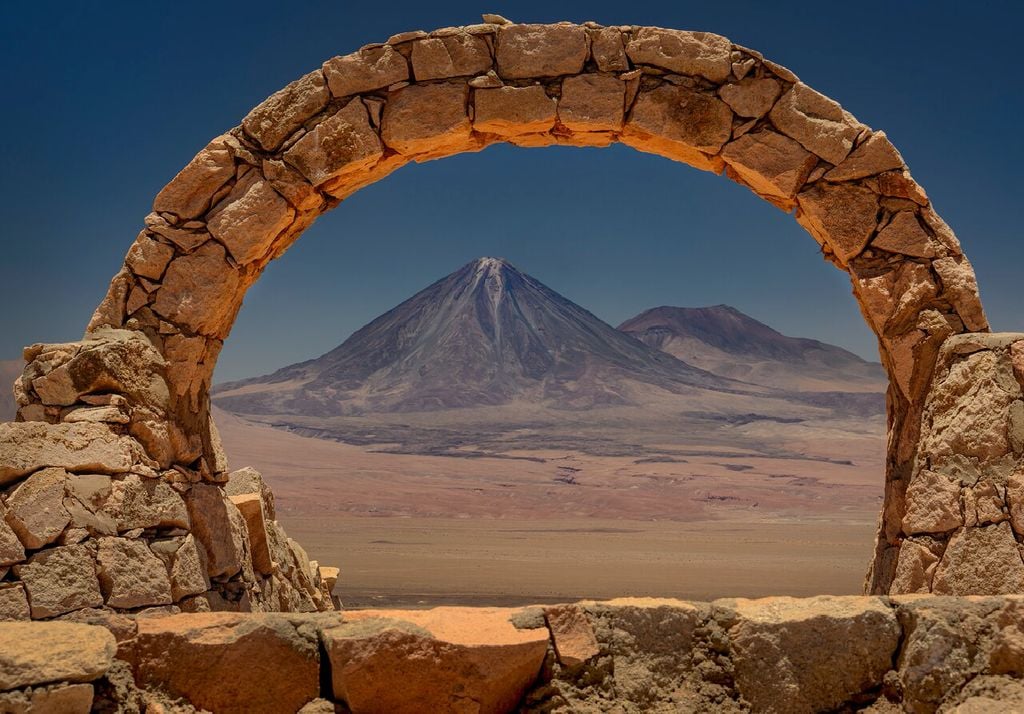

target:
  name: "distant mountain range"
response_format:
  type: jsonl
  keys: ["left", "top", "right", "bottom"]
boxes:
{"left": 619, "top": 305, "right": 884, "bottom": 394}
{"left": 215, "top": 258, "right": 884, "bottom": 426}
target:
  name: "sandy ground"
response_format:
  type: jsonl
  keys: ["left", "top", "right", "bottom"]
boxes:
{"left": 216, "top": 407, "right": 884, "bottom": 607}
{"left": 282, "top": 516, "right": 877, "bottom": 608}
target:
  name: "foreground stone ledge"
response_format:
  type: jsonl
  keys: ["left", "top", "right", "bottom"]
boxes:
{"left": 1, "top": 596, "right": 1020, "bottom": 712}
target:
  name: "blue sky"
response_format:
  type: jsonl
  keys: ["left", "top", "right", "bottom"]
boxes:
{"left": 1, "top": 1, "right": 1021, "bottom": 381}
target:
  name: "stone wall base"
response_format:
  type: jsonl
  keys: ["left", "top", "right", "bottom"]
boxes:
{"left": 2, "top": 595, "right": 1022, "bottom": 713}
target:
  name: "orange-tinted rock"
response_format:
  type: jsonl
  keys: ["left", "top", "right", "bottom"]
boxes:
{"left": 796, "top": 182, "right": 878, "bottom": 264}
{"left": 623, "top": 84, "right": 732, "bottom": 171}
{"left": 0, "top": 583, "right": 30, "bottom": 621}
{"left": 133, "top": 613, "right": 323, "bottom": 714}
{"left": 473, "top": 85, "right": 556, "bottom": 137}
{"left": 228, "top": 493, "right": 273, "bottom": 575}
{"left": 890, "top": 539, "right": 941, "bottom": 594}
{"left": 496, "top": 24, "right": 588, "bottom": 79}
{"left": 933, "top": 256, "right": 989, "bottom": 331}
{"left": 559, "top": 74, "right": 625, "bottom": 133}
{"left": 411, "top": 33, "right": 492, "bottom": 81}
{"left": 96, "top": 537, "right": 172, "bottom": 609}
{"left": 0, "top": 423, "right": 142, "bottom": 486}
{"left": 0, "top": 503, "right": 25, "bottom": 567}
{"left": 323, "top": 45, "right": 409, "bottom": 98}
{"left": 185, "top": 483, "right": 247, "bottom": 578}
{"left": 152, "top": 136, "right": 235, "bottom": 220}
{"left": 902, "top": 469, "right": 964, "bottom": 535}
{"left": 207, "top": 172, "right": 294, "bottom": 266}
{"left": 242, "top": 70, "right": 330, "bottom": 152}
{"left": 0, "top": 621, "right": 114, "bottom": 690}
{"left": 381, "top": 83, "right": 472, "bottom": 158}
{"left": 284, "top": 98, "right": 383, "bottom": 186}
{"left": 152, "top": 242, "right": 241, "bottom": 337}
{"left": 14, "top": 544, "right": 102, "bottom": 618}
{"left": 770, "top": 83, "right": 861, "bottom": 165}
{"left": 825, "top": 131, "right": 904, "bottom": 182}
{"left": 726, "top": 596, "right": 900, "bottom": 714}
{"left": 590, "top": 27, "right": 628, "bottom": 72}
{"left": 4, "top": 467, "right": 70, "bottom": 549}
{"left": 722, "top": 129, "right": 817, "bottom": 201}
{"left": 932, "top": 524, "right": 1024, "bottom": 595}
{"left": 625, "top": 27, "right": 732, "bottom": 82}
{"left": 873, "top": 211, "right": 938, "bottom": 258}
{"left": 324, "top": 607, "right": 549, "bottom": 714}
{"left": 544, "top": 604, "right": 600, "bottom": 667}
{"left": 125, "top": 233, "right": 175, "bottom": 281}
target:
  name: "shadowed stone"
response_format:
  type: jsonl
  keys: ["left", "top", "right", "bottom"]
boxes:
{"left": 722, "top": 129, "right": 817, "bottom": 201}
{"left": 623, "top": 84, "right": 732, "bottom": 171}
{"left": 242, "top": 70, "right": 330, "bottom": 151}
{"left": 770, "top": 83, "right": 861, "bottom": 165}
{"left": 496, "top": 24, "right": 588, "bottom": 79}
{"left": 284, "top": 99, "right": 383, "bottom": 187}
{"left": 381, "top": 83, "right": 472, "bottom": 157}
{"left": 152, "top": 136, "right": 235, "bottom": 220}
{"left": 796, "top": 182, "right": 878, "bottom": 265}
{"left": 559, "top": 74, "right": 625, "bottom": 133}
{"left": 626, "top": 27, "right": 732, "bottom": 82}
{"left": 207, "top": 172, "right": 295, "bottom": 266}
{"left": 411, "top": 33, "right": 491, "bottom": 81}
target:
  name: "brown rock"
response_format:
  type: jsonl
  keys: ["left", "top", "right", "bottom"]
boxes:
{"left": 932, "top": 523, "right": 1024, "bottom": 595}
{"left": 324, "top": 607, "right": 549, "bottom": 713}
{"left": 722, "top": 129, "right": 817, "bottom": 201}
{"left": 411, "top": 33, "right": 492, "bottom": 81}
{"left": 879, "top": 170, "right": 928, "bottom": 205}
{"left": 152, "top": 241, "right": 241, "bottom": 338}
{"left": 152, "top": 136, "right": 235, "bottom": 220}
{"left": 590, "top": 27, "right": 628, "bottom": 72}
{"left": 796, "top": 182, "right": 879, "bottom": 264}
{"left": 850, "top": 261, "right": 937, "bottom": 338}
{"left": 890, "top": 539, "right": 940, "bottom": 594}
{"left": 165, "top": 534, "right": 211, "bottom": 601}
{"left": 769, "top": 83, "right": 861, "bottom": 165}
{"left": 622, "top": 84, "right": 733, "bottom": 171}
{"left": 106, "top": 474, "right": 190, "bottom": 532}
{"left": 381, "top": 83, "right": 472, "bottom": 157}
{"left": 124, "top": 233, "right": 175, "bottom": 281}
{"left": 473, "top": 85, "right": 556, "bottom": 137}
{"left": 933, "top": 256, "right": 988, "bottom": 331}
{"left": 1008, "top": 469, "right": 1024, "bottom": 535}
{"left": 873, "top": 211, "right": 938, "bottom": 258}
{"left": 825, "top": 131, "right": 905, "bottom": 182}
{"left": 921, "top": 350, "right": 1016, "bottom": 465}
{"left": 225, "top": 466, "right": 276, "bottom": 520}
{"left": 496, "top": 24, "right": 588, "bottom": 79}
{"left": 0, "top": 503, "right": 25, "bottom": 566}
{"left": 0, "top": 584, "right": 30, "bottom": 621}
{"left": 544, "top": 604, "right": 600, "bottom": 667}
{"left": 4, "top": 467, "right": 70, "bottom": 549}
{"left": 559, "top": 74, "right": 625, "bottom": 133}
{"left": 901, "top": 469, "right": 963, "bottom": 535}
{"left": 262, "top": 158, "right": 323, "bottom": 212}
{"left": 228, "top": 493, "right": 273, "bottom": 575}
{"left": 963, "top": 480, "right": 1007, "bottom": 527}
{"left": 95, "top": 537, "right": 172, "bottom": 609}
{"left": 719, "top": 77, "right": 781, "bottom": 118}
{"left": 284, "top": 99, "right": 383, "bottom": 187}
{"left": 242, "top": 69, "right": 330, "bottom": 151}
{"left": 726, "top": 596, "right": 900, "bottom": 714}
{"left": 0, "top": 422, "right": 142, "bottom": 486}
{"left": 0, "top": 682, "right": 94, "bottom": 713}
{"left": 207, "top": 172, "right": 294, "bottom": 266}
{"left": 625, "top": 27, "right": 732, "bottom": 82}
{"left": 0, "top": 621, "right": 114, "bottom": 690}
{"left": 323, "top": 45, "right": 409, "bottom": 98}
{"left": 186, "top": 483, "right": 247, "bottom": 578}
{"left": 133, "top": 613, "right": 322, "bottom": 714}
{"left": 14, "top": 543, "right": 102, "bottom": 618}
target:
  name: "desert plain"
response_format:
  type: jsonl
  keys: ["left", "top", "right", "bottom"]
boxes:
{"left": 215, "top": 405, "right": 884, "bottom": 608}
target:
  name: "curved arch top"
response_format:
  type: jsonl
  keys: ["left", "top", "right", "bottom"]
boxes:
{"left": 30, "top": 19, "right": 1001, "bottom": 595}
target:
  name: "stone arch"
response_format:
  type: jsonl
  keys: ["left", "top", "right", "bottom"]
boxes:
{"left": 10, "top": 20, "right": 1022, "bottom": 604}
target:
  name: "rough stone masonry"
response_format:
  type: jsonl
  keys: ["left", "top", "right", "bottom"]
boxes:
{"left": 0, "top": 16, "right": 1020, "bottom": 628}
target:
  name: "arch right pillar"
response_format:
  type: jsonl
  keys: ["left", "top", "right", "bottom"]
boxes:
{"left": 871, "top": 331, "right": 1024, "bottom": 594}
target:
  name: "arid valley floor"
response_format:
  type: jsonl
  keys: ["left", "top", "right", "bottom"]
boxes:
{"left": 216, "top": 406, "right": 884, "bottom": 608}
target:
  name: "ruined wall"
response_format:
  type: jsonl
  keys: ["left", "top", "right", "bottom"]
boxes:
{"left": 2, "top": 596, "right": 1023, "bottom": 713}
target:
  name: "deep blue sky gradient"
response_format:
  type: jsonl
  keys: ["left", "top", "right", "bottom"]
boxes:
{"left": 1, "top": 1, "right": 1021, "bottom": 380}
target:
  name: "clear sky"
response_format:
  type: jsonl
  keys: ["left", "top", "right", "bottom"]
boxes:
{"left": 1, "top": 1, "right": 1021, "bottom": 381}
